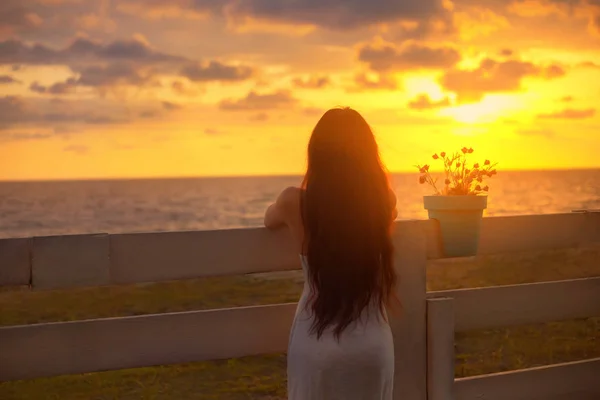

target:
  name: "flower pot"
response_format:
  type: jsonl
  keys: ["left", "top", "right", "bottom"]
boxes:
{"left": 423, "top": 195, "right": 488, "bottom": 258}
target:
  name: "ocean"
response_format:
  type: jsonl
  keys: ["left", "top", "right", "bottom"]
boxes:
{"left": 0, "top": 170, "right": 598, "bottom": 239}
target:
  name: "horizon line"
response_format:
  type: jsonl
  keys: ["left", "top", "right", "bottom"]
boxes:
{"left": 1, "top": 166, "right": 598, "bottom": 184}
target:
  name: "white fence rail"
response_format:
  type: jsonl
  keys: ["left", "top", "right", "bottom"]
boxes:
{"left": 1, "top": 212, "right": 599, "bottom": 400}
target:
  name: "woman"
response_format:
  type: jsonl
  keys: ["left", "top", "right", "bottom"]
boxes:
{"left": 264, "top": 107, "right": 399, "bottom": 400}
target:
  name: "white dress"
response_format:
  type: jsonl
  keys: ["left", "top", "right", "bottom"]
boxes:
{"left": 287, "top": 255, "right": 394, "bottom": 400}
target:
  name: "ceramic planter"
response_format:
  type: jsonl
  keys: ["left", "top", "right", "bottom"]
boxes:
{"left": 423, "top": 195, "right": 488, "bottom": 258}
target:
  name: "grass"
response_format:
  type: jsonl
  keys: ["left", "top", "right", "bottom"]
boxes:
{"left": 0, "top": 245, "right": 599, "bottom": 399}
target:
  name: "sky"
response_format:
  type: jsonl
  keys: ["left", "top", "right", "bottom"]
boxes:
{"left": 0, "top": 0, "right": 599, "bottom": 180}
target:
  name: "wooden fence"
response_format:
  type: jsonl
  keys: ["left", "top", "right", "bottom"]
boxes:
{"left": 1, "top": 212, "right": 599, "bottom": 400}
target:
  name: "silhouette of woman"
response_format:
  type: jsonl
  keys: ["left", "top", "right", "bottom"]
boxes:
{"left": 264, "top": 107, "right": 398, "bottom": 399}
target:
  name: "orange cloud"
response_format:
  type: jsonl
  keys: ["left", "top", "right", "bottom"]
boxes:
{"left": 517, "top": 128, "right": 555, "bottom": 137}
{"left": 440, "top": 57, "right": 566, "bottom": 103}
{"left": 116, "top": 0, "right": 210, "bottom": 20}
{"left": 537, "top": 108, "right": 596, "bottom": 119}
{"left": 225, "top": 0, "right": 449, "bottom": 31}
{"left": 219, "top": 90, "right": 298, "bottom": 111}
{"left": 358, "top": 40, "right": 461, "bottom": 72}
{"left": 292, "top": 76, "right": 331, "bottom": 89}
{"left": 507, "top": 0, "right": 570, "bottom": 17}
{"left": 347, "top": 72, "right": 400, "bottom": 92}
{"left": 0, "top": 1, "right": 43, "bottom": 38}
{"left": 453, "top": 7, "right": 511, "bottom": 40}
{"left": 407, "top": 94, "right": 451, "bottom": 110}
{"left": 0, "top": 75, "right": 21, "bottom": 84}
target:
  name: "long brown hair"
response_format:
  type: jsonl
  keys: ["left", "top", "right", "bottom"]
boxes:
{"left": 300, "top": 107, "right": 398, "bottom": 339}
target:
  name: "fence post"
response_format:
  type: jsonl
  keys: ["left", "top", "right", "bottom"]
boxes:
{"left": 391, "top": 220, "right": 429, "bottom": 400}
{"left": 427, "top": 298, "right": 455, "bottom": 400}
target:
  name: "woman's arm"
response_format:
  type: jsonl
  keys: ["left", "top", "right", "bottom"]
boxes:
{"left": 264, "top": 186, "right": 299, "bottom": 229}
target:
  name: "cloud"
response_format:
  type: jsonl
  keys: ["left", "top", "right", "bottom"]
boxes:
{"left": 171, "top": 80, "right": 200, "bottom": 96}
{"left": 162, "top": 101, "right": 182, "bottom": 110}
{"left": 578, "top": 61, "right": 600, "bottom": 69}
{"left": 0, "top": 95, "right": 130, "bottom": 130}
{"left": 0, "top": 37, "right": 255, "bottom": 89}
{"left": 560, "top": 95, "right": 574, "bottom": 102}
{"left": 0, "top": 37, "right": 184, "bottom": 66}
{"left": 0, "top": 1, "right": 43, "bottom": 38}
{"left": 0, "top": 96, "right": 31, "bottom": 128}
{"left": 0, "top": 74, "right": 21, "bottom": 84}
{"left": 349, "top": 72, "right": 400, "bottom": 92}
{"left": 517, "top": 128, "right": 555, "bottom": 138}
{"left": 112, "top": 0, "right": 452, "bottom": 33}
{"left": 0, "top": 0, "right": 119, "bottom": 40}
{"left": 75, "top": 63, "right": 155, "bottom": 87}
{"left": 537, "top": 108, "right": 596, "bottom": 119}
{"left": 204, "top": 128, "right": 226, "bottom": 135}
{"left": 507, "top": 0, "right": 600, "bottom": 37}
{"left": 0, "top": 131, "right": 53, "bottom": 142}
{"left": 63, "top": 144, "right": 89, "bottom": 154}
{"left": 116, "top": 0, "right": 214, "bottom": 20}
{"left": 249, "top": 112, "right": 269, "bottom": 121}
{"left": 507, "top": 0, "right": 572, "bottom": 17}
{"left": 452, "top": 7, "right": 511, "bottom": 40}
{"left": 358, "top": 40, "right": 461, "bottom": 72}
{"left": 219, "top": 90, "right": 298, "bottom": 111}
{"left": 440, "top": 58, "right": 567, "bottom": 103}
{"left": 589, "top": 4, "right": 600, "bottom": 36}
{"left": 29, "top": 78, "right": 77, "bottom": 94}
{"left": 180, "top": 61, "right": 254, "bottom": 82}
{"left": 303, "top": 107, "right": 323, "bottom": 116}
{"left": 408, "top": 94, "right": 451, "bottom": 110}
{"left": 225, "top": 0, "right": 449, "bottom": 31}
{"left": 292, "top": 75, "right": 330, "bottom": 89}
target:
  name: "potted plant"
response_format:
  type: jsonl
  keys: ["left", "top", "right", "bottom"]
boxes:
{"left": 416, "top": 147, "right": 498, "bottom": 258}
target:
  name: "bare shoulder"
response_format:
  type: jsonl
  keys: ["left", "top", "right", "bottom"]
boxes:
{"left": 278, "top": 186, "right": 302, "bottom": 210}
{"left": 389, "top": 187, "right": 398, "bottom": 220}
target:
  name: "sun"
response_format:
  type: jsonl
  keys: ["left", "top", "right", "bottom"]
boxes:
{"left": 441, "top": 95, "right": 521, "bottom": 124}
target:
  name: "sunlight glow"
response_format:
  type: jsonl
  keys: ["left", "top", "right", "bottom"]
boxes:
{"left": 441, "top": 95, "right": 522, "bottom": 124}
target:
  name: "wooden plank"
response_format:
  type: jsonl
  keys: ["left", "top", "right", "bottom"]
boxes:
{"left": 407, "top": 212, "right": 598, "bottom": 261}
{"left": 420, "top": 219, "right": 444, "bottom": 260}
{"left": 477, "top": 212, "right": 598, "bottom": 256}
{"left": 428, "top": 277, "right": 600, "bottom": 332}
{"left": 5, "top": 212, "right": 597, "bottom": 288}
{"left": 9, "top": 213, "right": 598, "bottom": 288}
{"left": 0, "top": 238, "right": 30, "bottom": 287}
{"left": 0, "top": 303, "right": 297, "bottom": 381}
{"left": 110, "top": 227, "right": 299, "bottom": 285}
{"left": 426, "top": 298, "right": 455, "bottom": 400}
{"left": 31, "top": 234, "right": 110, "bottom": 290}
{"left": 391, "top": 220, "right": 428, "bottom": 400}
{"left": 455, "top": 358, "right": 600, "bottom": 400}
